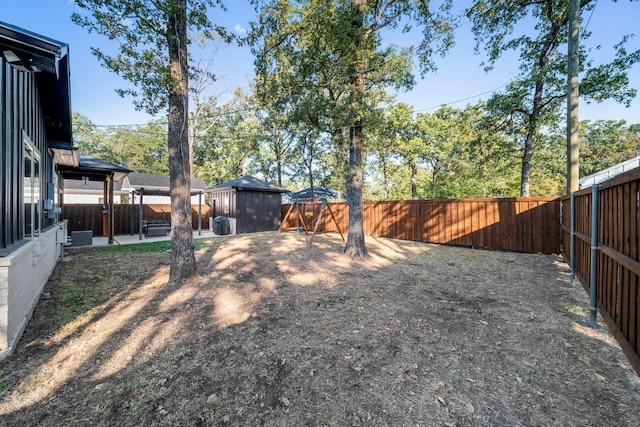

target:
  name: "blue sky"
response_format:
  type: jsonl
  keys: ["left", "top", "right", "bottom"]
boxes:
{"left": 3, "top": 0, "right": 639, "bottom": 126}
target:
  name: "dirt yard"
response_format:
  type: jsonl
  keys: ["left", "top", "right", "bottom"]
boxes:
{"left": 0, "top": 232, "right": 639, "bottom": 426}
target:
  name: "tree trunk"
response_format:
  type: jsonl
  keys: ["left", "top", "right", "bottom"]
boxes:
{"left": 409, "top": 157, "right": 418, "bottom": 199}
{"left": 276, "top": 154, "right": 282, "bottom": 187}
{"left": 167, "top": 1, "right": 196, "bottom": 283}
{"left": 520, "top": 81, "right": 544, "bottom": 197}
{"left": 345, "top": 122, "right": 367, "bottom": 257}
{"left": 344, "top": 0, "right": 367, "bottom": 257}
{"left": 566, "top": 0, "right": 580, "bottom": 194}
{"left": 382, "top": 156, "right": 389, "bottom": 200}
{"left": 520, "top": 131, "right": 534, "bottom": 197}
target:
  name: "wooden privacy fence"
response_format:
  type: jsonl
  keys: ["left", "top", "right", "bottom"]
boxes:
{"left": 561, "top": 169, "right": 640, "bottom": 376}
{"left": 281, "top": 197, "right": 560, "bottom": 254}
{"left": 63, "top": 204, "right": 212, "bottom": 237}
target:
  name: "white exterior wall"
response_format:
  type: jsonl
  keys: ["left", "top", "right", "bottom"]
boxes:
{"left": 138, "top": 195, "right": 172, "bottom": 204}
{"left": 63, "top": 193, "right": 201, "bottom": 204}
{"left": 0, "top": 226, "right": 60, "bottom": 358}
{"left": 63, "top": 193, "right": 122, "bottom": 204}
{"left": 64, "top": 193, "right": 105, "bottom": 204}
{"left": 137, "top": 195, "right": 204, "bottom": 204}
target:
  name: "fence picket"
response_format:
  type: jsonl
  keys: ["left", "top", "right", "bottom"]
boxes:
{"left": 281, "top": 197, "right": 560, "bottom": 254}
{"left": 561, "top": 168, "right": 640, "bottom": 376}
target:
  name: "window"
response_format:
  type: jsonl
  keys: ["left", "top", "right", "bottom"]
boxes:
{"left": 223, "top": 195, "right": 230, "bottom": 215}
{"left": 23, "top": 134, "right": 40, "bottom": 238}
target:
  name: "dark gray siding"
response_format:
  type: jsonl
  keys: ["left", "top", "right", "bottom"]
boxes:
{"left": 209, "top": 189, "right": 283, "bottom": 234}
{"left": 1, "top": 60, "right": 55, "bottom": 252}
{"left": 235, "top": 190, "right": 282, "bottom": 234}
{"left": 210, "top": 189, "right": 236, "bottom": 218}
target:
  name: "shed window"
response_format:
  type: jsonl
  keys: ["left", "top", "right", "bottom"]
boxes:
{"left": 223, "top": 196, "right": 229, "bottom": 215}
{"left": 23, "top": 134, "right": 41, "bottom": 238}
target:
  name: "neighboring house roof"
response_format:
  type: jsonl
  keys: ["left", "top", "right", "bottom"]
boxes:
{"left": 64, "top": 168, "right": 212, "bottom": 195}
{"left": 124, "top": 172, "right": 208, "bottom": 196}
{"left": 579, "top": 155, "right": 640, "bottom": 189}
{"left": 287, "top": 186, "right": 338, "bottom": 200}
{"left": 208, "top": 175, "right": 289, "bottom": 193}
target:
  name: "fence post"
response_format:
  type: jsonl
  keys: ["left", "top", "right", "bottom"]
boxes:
{"left": 589, "top": 184, "right": 600, "bottom": 328}
{"left": 570, "top": 192, "right": 576, "bottom": 285}
{"left": 130, "top": 199, "right": 135, "bottom": 235}
{"left": 139, "top": 191, "right": 144, "bottom": 240}
{"left": 198, "top": 193, "right": 202, "bottom": 236}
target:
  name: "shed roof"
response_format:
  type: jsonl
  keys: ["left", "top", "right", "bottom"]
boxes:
{"left": 208, "top": 175, "right": 289, "bottom": 193}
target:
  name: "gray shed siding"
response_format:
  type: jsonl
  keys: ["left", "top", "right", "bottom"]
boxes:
{"left": 210, "top": 189, "right": 237, "bottom": 218}
{"left": 235, "top": 190, "right": 283, "bottom": 233}
{"left": 209, "top": 189, "right": 282, "bottom": 234}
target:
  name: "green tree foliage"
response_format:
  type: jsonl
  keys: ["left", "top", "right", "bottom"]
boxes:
{"left": 71, "top": 112, "right": 114, "bottom": 160}
{"left": 366, "top": 102, "right": 528, "bottom": 200}
{"left": 72, "top": 0, "right": 228, "bottom": 282}
{"left": 579, "top": 119, "right": 640, "bottom": 176}
{"left": 107, "top": 122, "right": 170, "bottom": 175}
{"left": 466, "top": 0, "right": 640, "bottom": 196}
{"left": 193, "top": 88, "right": 260, "bottom": 185}
{"left": 378, "top": 103, "right": 423, "bottom": 199}
{"left": 249, "top": 94, "right": 300, "bottom": 187}
{"left": 250, "top": 0, "right": 454, "bottom": 256}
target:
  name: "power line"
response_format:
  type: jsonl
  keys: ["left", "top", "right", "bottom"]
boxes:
{"left": 72, "top": 0, "right": 574, "bottom": 132}
{"left": 411, "top": 82, "right": 511, "bottom": 113}
{"left": 582, "top": 0, "right": 598, "bottom": 37}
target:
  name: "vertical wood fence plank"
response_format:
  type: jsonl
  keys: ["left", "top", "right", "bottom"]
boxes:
{"left": 567, "top": 170, "right": 640, "bottom": 375}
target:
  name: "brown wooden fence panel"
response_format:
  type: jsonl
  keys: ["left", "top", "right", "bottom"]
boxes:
{"left": 282, "top": 197, "right": 560, "bottom": 254}
{"left": 63, "top": 204, "right": 212, "bottom": 236}
{"left": 561, "top": 168, "right": 640, "bottom": 376}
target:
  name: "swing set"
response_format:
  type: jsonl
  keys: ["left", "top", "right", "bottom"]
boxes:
{"left": 275, "top": 198, "right": 344, "bottom": 247}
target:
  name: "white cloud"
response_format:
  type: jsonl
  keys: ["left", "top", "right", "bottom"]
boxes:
{"left": 234, "top": 24, "right": 247, "bottom": 34}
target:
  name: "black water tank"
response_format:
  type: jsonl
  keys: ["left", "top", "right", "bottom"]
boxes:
{"left": 213, "top": 216, "right": 230, "bottom": 235}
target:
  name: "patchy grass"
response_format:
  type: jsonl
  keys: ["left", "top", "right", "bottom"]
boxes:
{"left": 0, "top": 372, "right": 9, "bottom": 392}
{"left": 94, "top": 237, "right": 219, "bottom": 254}
{"left": 568, "top": 304, "right": 588, "bottom": 318}
{"left": 0, "top": 232, "right": 639, "bottom": 426}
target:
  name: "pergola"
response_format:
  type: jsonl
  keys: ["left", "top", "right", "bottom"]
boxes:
{"left": 57, "top": 152, "right": 131, "bottom": 244}
{"left": 130, "top": 188, "right": 206, "bottom": 240}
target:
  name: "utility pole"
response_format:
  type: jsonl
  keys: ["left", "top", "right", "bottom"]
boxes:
{"left": 567, "top": 0, "right": 580, "bottom": 193}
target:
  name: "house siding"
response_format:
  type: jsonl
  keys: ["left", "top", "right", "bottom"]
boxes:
{"left": 1, "top": 60, "right": 55, "bottom": 250}
{"left": 0, "top": 42, "right": 65, "bottom": 357}
{"left": 0, "top": 227, "right": 60, "bottom": 358}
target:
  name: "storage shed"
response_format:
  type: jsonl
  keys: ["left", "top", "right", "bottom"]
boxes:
{"left": 208, "top": 176, "right": 288, "bottom": 234}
